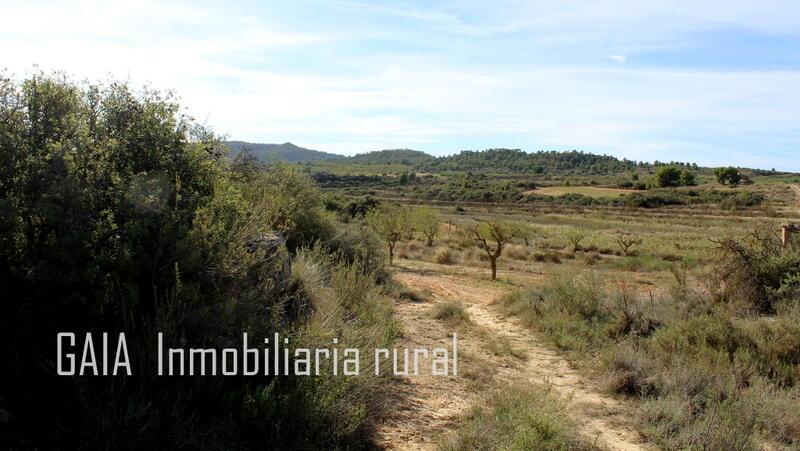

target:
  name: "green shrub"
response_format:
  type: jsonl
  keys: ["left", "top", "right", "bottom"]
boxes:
{"left": 0, "top": 72, "right": 396, "bottom": 449}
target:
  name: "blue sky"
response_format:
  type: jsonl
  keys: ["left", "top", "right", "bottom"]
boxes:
{"left": 3, "top": 0, "right": 800, "bottom": 170}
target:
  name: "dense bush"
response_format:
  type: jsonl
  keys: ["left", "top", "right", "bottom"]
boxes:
{"left": 0, "top": 72, "right": 394, "bottom": 449}
{"left": 710, "top": 230, "right": 800, "bottom": 314}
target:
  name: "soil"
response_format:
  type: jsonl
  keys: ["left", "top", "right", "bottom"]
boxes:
{"left": 375, "top": 259, "right": 650, "bottom": 450}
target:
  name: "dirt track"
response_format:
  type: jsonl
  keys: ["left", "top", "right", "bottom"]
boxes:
{"left": 376, "top": 260, "right": 649, "bottom": 450}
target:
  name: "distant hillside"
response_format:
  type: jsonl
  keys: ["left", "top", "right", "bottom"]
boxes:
{"left": 421, "top": 149, "right": 640, "bottom": 175}
{"left": 227, "top": 142, "right": 721, "bottom": 175}
{"left": 345, "top": 148, "right": 679, "bottom": 174}
{"left": 225, "top": 141, "right": 345, "bottom": 163}
{"left": 348, "top": 149, "right": 436, "bottom": 166}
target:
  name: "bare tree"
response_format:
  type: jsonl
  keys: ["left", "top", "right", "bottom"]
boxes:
{"left": 616, "top": 230, "right": 642, "bottom": 256}
{"left": 565, "top": 229, "right": 588, "bottom": 252}
{"left": 474, "top": 218, "right": 521, "bottom": 280}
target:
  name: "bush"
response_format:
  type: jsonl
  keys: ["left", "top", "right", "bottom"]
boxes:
{"left": 711, "top": 231, "right": 800, "bottom": 314}
{"left": 530, "top": 251, "right": 562, "bottom": 264}
{"left": 435, "top": 248, "right": 456, "bottom": 264}
{"left": 433, "top": 301, "right": 472, "bottom": 326}
{"left": 439, "top": 383, "right": 599, "bottom": 451}
{"left": 615, "top": 254, "right": 669, "bottom": 272}
{"left": 496, "top": 230, "right": 800, "bottom": 448}
{"left": 0, "top": 72, "right": 396, "bottom": 449}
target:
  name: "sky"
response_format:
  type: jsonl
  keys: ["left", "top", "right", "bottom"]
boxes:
{"left": 2, "top": 0, "right": 800, "bottom": 170}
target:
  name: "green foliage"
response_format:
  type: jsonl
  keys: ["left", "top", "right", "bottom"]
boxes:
{"left": 654, "top": 166, "right": 697, "bottom": 188}
{"left": 422, "top": 149, "right": 638, "bottom": 175}
{"left": 714, "top": 166, "right": 742, "bottom": 185}
{"left": 679, "top": 169, "right": 696, "bottom": 186}
{"left": 412, "top": 206, "right": 440, "bottom": 246}
{"left": 244, "top": 162, "right": 334, "bottom": 251}
{"left": 348, "top": 148, "right": 434, "bottom": 166}
{"left": 655, "top": 166, "right": 683, "bottom": 187}
{"left": 0, "top": 72, "right": 393, "bottom": 449}
{"left": 366, "top": 204, "right": 413, "bottom": 264}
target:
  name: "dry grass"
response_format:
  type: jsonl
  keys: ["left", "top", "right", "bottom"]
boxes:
{"left": 432, "top": 300, "right": 472, "bottom": 326}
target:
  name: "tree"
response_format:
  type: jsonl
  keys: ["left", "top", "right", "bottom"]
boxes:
{"left": 714, "top": 167, "right": 741, "bottom": 186}
{"left": 473, "top": 218, "right": 522, "bottom": 280}
{"left": 413, "top": 206, "right": 439, "bottom": 246}
{"left": 565, "top": 229, "right": 588, "bottom": 252}
{"left": 367, "top": 204, "right": 411, "bottom": 264}
{"left": 679, "top": 169, "right": 697, "bottom": 186}
{"left": 616, "top": 230, "right": 642, "bottom": 256}
{"left": 515, "top": 223, "right": 537, "bottom": 246}
{"left": 655, "top": 166, "right": 682, "bottom": 187}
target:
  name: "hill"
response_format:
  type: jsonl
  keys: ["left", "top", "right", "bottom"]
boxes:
{"left": 348, "top": 149, "right": 436, "bottom": 166}
{"left": 225, "top": 141, "right": 345, "bottom": 163}
{"left": 345, "top": 148, "right": 646, "bottom": 175}
{"left": 421, "top": 149, "right": 639, "bottom": 174}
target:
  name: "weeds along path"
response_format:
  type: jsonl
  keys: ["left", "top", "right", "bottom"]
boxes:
{"left": 791, "top": 184, "right": 800, "bottom": 203}
{"left": 377, "top": 260, "right": 649, "bottom": 451}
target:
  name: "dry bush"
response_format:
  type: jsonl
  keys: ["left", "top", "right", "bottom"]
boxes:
{"left": 397, "top": 286, "right": 430, "bottom": 302}
{"left": 439, "top": 383, "right": 599, "bottom": 451}
{"left": 435, "top": 248, "right": 457, "bottom": 265}
{"left": 504, "top": 244, "right": 530, "bottom": 260}
{"left": 584, "top": 253, "right": 601, "bottom": 265}
{"left": 433, "top": 301, "right": 472, "bottom": 326}
{"left": 530, "top": 251, "right": 561, "bottom": 264}
{"left": 710, "top": 230, "right": 800, "bottom": 314}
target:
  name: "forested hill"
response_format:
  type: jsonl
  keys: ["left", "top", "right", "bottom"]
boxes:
{"left": 226, "top": 141, "right": 698, "bottom": 174}
{"left": 224, "top": 141, "right": 345, "bottom": 162}
{"left": 348, "top": 149, "right": 436, "bottom": 166}
{"left": 345, "top": 148, "right": 643, "bottom": 174}
{"left": 421, "top": 149, "right": 640, "bottom": 174}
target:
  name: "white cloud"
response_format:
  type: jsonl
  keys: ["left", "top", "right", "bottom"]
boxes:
{"left": 3, "top": 0, "right": 800, "bottom": 169}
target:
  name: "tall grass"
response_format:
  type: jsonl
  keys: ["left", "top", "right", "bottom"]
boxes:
{"left": 497, "top": 237, "right": 800, "bottom": 449}
{"left": 439, "top": 383, "right": 599, "bottom": 451}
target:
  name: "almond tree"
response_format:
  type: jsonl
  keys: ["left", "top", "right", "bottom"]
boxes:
{"left": 367, "top": 204, "right": 411, "bottom": 264}
{"left": 474, "top": 218, "right": 521, "bottom": 280}
{"left": 413, "top": 206, "right": 440, "bottom": 246}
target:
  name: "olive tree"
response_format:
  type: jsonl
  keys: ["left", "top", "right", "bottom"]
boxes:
{"left": 474, "top": 218, "right": 523, "bottom": 280}
{"left": 366, "top": 204, "right": 411, "bottom": 264}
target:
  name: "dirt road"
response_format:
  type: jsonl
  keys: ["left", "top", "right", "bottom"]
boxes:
{"left": 375, "top": 260, "right": 649, "bottom": 450}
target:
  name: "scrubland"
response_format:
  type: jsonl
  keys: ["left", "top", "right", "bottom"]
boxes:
{"left": 4, "top": 71, "right": 800, "bottom": 450}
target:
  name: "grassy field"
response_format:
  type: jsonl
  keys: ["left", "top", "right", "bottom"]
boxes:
{"left": 524, "top": 186, "right": 643, "bottom": 198}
